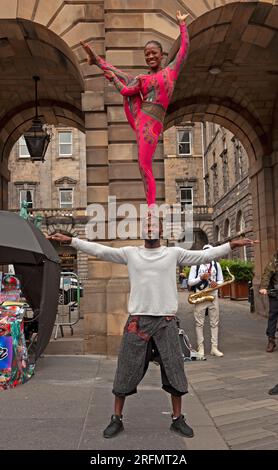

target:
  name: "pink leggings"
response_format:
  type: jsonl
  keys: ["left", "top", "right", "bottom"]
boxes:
{"left": 135, "top": 112, "right": 163, "bottom": 207}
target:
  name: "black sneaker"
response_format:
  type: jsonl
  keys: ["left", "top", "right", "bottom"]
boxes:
{"left": 269, "top": 384, "right": 278, "bottom": 395}
{"left": 103, "top": 415, "right": 124, "bottom": 438}
{"left": 170, "top": 415, "right": 194, "bottom": 438}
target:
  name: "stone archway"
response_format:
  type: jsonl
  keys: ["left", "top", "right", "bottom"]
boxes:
{"left": 166, "top": 1, "right": 278, "bottom": 314}
{"left": 0, "top": 17, "right": 86, "bottom": 210}
{"left": 191, "top": 228, "right": 209, "bottom": 250}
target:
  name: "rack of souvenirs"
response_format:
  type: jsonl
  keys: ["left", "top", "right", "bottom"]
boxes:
{"left": 0, "top": 274, "right": 34, "bottom": 390}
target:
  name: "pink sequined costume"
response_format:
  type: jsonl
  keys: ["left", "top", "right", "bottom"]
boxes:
{"left": 95, "top": 23, "right": 189, "bottom": 206}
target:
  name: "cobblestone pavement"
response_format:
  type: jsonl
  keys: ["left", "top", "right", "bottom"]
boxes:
{"left": 178, "top": 293, "right": 278, "bottom": 450}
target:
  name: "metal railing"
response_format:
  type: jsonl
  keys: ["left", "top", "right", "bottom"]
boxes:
{"left": 54, "top": 272, "right": 82, "bottom": 340}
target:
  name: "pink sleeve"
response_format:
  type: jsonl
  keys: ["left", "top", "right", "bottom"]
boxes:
{"left": 112, "top": 76, "right": 141, "bottom": 96}
{"left": 168, "top": 23, "right": 189, "bottom": 79}
{"left": 96, "top": 56, "right": 131, "bottom": 83}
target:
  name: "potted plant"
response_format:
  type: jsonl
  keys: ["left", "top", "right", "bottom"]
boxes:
{"left": 228, "top": 259, "right": 254, "bottom": 300}
{"left": 178, "top": 266, "right": 190, "bottom": 289}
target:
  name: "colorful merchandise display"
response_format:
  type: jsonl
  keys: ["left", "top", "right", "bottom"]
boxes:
{"left": 0, "top": 273, "right": 21, "bottom": 304}
{"left": 0, "top": 305, "right": 34, "bottom": 390}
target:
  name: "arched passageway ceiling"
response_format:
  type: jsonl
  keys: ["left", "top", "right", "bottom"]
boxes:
{"left": 166, "top": 2, "right": 278, "bottom": 160}
{"left": 0, "top": 18, "right": 84, "bottom": 160}
{"left": 0, "top": 103, "right": 84, "bottom": 165}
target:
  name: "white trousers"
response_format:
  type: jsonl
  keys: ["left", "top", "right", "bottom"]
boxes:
{"left": 194, "top": 296, "right": 220, "bottom": 348}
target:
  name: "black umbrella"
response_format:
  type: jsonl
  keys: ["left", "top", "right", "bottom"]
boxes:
{"left": 0, "top": 211, "right": 60, "bottom": 359}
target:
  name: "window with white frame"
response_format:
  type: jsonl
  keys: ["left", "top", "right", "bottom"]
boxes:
{"left": 59, "top": 188, "right": 73, "bottom": 208}
{"left": 59, "top": 131, "right": 72, "bottom": 156}
{"left": 19, "top": 136, "right": 30, "bottom": 158}
{"left": 224, "top": 218, "right": 231, "bottom": 238}
{"left": 177, "top": 129, "right": 192, "bottom": 156}
{"left": 19, "top": 189, "right": 33, "bottom": 208}
{"left": 180, "top": 187, "right": 193, "bottom": 210}
{"left": 215, "top": 225, "right": 221, "bottom": 243}
{"left": 236, "top": 210, "right": 245, "bottom": 233}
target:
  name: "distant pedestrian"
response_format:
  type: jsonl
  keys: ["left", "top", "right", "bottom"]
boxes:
{"left": 259, "top": 249, "right": 278, "bottom": 352}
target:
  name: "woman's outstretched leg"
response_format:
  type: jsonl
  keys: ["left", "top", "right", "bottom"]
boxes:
{"left": 136, "top": 115, "right": 162, "bottom": 207}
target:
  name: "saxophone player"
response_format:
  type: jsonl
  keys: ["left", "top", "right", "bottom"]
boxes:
{"left": 188, "top": 245, "right": 224, "bottom": 357}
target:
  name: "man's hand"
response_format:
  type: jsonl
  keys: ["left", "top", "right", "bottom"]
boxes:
{"left": 176, "top": 10, "right": 189, "bottom": 24}
{"left": 230, "top": 238, "right": 260, "bottom": 250}
{"left": 46, "top": 233, "right": 72, "bottom": 244}
{"left": 80, "top": 41, "right": 98, "bottom": 65}
{"left": 259, "top": 289, "right": 268, "bottom": 296}
{"left": 200, "top": 273, "right": 210, "bottom": 281}
{"left": 210, "top": 281, "right": 218, "bottom": 289}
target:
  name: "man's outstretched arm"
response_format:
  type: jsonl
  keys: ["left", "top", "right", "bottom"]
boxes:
{"left": 178, "top": 238, "right": 259, "bottom": 266}
{"left": 47, "top": 233, "right": 128, "bottom": 265}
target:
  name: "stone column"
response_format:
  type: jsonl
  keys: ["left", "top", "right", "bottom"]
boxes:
{"left": 82, "top": 1, "right": 186, "bottom": 354}
{"left": 0, "top": 161, "right": 9, "bottom": 209}
{"left": 249, "top": 154, "right": 278, "bottom": 316}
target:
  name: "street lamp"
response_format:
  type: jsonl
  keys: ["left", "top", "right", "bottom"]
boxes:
{"left": 24, "top": 76, "right": 51, "bottom": 162}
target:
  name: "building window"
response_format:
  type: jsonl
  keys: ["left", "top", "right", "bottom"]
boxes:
{"left": 215, "top": 225, "right": 221, "bottom": 243}
{"left": 224, "top": 218, "right": 231, "bottom": 238}
{"left": 238, "top": 145, "right": 243, "bottom": 179}
{"left": 59, "top": 131, "right": 72, "bottom": 156}
{"left": 19, "top": 136, "right": 30, "bottom": 158}
{"left": 221, "top": 150, "right": 229, "bottom": 194}
{"left": 177, "top": 129, "right": 191, "bottom": 155}
{"left": 233, "top": 138, "right": 243, "bottom": 181}
{"left": 180, "top": 187, "right": 193, "bottom": 210}
{"left": 204, "top": 174, "right": 210, "bottom": 206}
{"left": 211, "top": 163, "right": 218, "bottom": 201}
{"left": 236, "top": 211, "right": 247, "bottom": 260}
{"left": 19, "top": 189, "right": 33, "bottom": 208}
{"left": 59, "top": 188, "right": 73, "bottom": 208}
{"left": 236, "top": 210, "right": 245, "bottom": 234}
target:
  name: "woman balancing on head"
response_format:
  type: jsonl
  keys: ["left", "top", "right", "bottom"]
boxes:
{"left": 81, "top": 10, "right": 189, "bottom": 208}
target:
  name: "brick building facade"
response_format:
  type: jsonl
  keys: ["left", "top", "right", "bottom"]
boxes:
{"left": 203, "top": 123, "right": 254, "bottom": 261}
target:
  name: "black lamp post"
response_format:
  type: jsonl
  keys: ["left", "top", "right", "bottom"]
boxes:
{"left": 24, "top": 76, "right": 51, "bottom": 162}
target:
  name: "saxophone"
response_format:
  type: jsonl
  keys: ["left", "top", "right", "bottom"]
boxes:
{"left": 188, "top": 268, "right": 235, "bottom": 305}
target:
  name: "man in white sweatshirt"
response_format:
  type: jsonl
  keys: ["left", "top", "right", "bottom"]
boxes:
{"left": 48, "top": 215, "right": 258, "bottom": 439}
{"left": 188, "top": 245, "right": 224, "bottom": 358}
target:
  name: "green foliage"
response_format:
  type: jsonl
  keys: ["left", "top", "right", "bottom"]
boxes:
{"left": 219, "top": 259, "right": 254, "bottom": 282}
{"left": 182, "top": 266, "right": 190, "bottom": 277}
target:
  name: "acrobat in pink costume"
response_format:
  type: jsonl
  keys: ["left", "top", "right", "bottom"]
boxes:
{"left": 95, "top": 23, "right": 189, "bottom": 207}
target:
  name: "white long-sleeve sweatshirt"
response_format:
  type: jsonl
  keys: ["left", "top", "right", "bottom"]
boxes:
{"left": 71, "top": 238, "right": 231, "bottom": 316}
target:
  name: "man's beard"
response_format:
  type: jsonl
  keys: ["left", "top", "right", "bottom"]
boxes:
{"left": 145, "top": 238, "right": 159, "bottom": 245}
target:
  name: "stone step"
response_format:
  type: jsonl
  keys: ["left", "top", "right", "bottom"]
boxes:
{"left": 45, "top": 336, "right": 85, "bottom": 355}
{"left": 43, "top": 318, "right": 85, "bottom": 355}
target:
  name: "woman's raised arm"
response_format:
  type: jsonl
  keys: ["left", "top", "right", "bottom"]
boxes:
{"left": 168, "top": 11, "right": 190, "bottom": 78}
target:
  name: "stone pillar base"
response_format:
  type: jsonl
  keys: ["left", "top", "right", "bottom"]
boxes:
{"left": 84, "top": 334, "right": 122, "bottom": 356}
{"left": 82, "top": 277, "right": 130, "bottom": 355}
{"left": 253, "top": 281, "right": 268, "bottom": 318}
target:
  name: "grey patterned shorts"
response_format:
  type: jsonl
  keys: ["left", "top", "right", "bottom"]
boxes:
{"left": 112, "top": 315, "right": 188, "bottom": 397}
